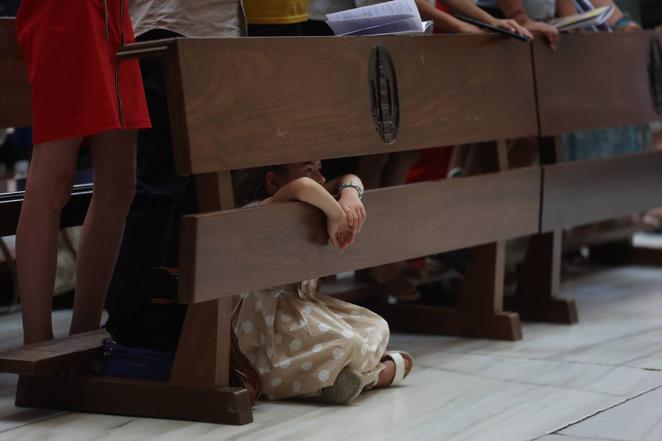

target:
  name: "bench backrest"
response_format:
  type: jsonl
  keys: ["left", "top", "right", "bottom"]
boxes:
{"left": 161, "top": 36, "right": 537, "bottom": 175}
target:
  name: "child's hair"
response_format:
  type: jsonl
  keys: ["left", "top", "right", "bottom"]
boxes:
{"left": 233, "top": 164, "right": 287, "bottom": 207}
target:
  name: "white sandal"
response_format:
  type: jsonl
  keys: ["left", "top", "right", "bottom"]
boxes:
{"left": 381, "top": 351, "right": 413, "bottom": 386}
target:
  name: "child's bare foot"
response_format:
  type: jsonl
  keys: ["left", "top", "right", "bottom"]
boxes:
{"left": 376, "top": 351, "right": 413, "bottom": 387}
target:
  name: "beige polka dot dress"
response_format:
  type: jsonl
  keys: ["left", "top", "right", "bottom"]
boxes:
{"left": 233, "top": 278, "right": 390, "bottom": 400}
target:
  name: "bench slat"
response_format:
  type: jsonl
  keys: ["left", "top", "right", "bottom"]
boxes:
{"left": 541, "top": 150, "right": 662, "bottom": 231}
{"left": 169, "top": 35, "right": 537, "bottom": 174}
{"left": 179, "top": 168, "right": 540, "bottom": 303}
{"left": 535, "top": 32, "right": 661, "bottom": 135}
{"left": 0, "top": 329, "right": 107, "bottom": 374}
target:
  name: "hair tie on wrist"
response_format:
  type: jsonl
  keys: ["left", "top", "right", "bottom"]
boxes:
{"left": 337, "top": 182, "right": 363, "bottom": 200}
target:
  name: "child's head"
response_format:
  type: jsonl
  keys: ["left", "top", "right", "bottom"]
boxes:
{"left": 234, "top": 161, "right": 326, "bottom": 206}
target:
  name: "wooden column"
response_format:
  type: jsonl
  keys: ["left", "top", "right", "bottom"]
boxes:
{"left": 511, "top": 136, "right": 578, "bottom": 324}
{"left": 170, "top": 171, "right": 237, "bottom": 389}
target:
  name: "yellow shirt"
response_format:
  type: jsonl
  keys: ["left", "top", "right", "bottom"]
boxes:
{"left": 244, "top": 0, "right": 308, "bottom": 25}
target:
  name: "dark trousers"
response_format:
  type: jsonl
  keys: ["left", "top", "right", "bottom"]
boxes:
{"left": 106, "top": 29, "right": 192, "bottom": 350}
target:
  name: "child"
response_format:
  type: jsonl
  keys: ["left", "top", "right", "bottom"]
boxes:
{"left": 15, "top": 1, "right": 150, "bottom": 343}
{"left": 232, "top": 161, "right": 413, "bottom": 404}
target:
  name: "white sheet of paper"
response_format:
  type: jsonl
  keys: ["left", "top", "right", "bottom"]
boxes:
{"left": 325, "top": 0, "right": 424, "bottom": 36}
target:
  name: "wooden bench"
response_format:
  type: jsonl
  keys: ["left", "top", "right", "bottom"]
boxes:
{"left": 512, "top": 33, "right": 662, "bottom": 323}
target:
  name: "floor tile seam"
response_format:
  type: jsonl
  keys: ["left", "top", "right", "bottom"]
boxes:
{"left": 547, "top": 384, "right": 662, "bottom": 438}
{"left": 531, "top": 432, "right": 627, "bottom": 441}
{"left": 0, "top": 410, "right": 69, "bottom": 435}
{"left": 540, "top": 325, "right": 662, "bottom": 359}
{"left": 419, "top": 350, "right": 662, "bottom": 371}
{"left": 413, "top": 364, "right": 636, "bottom": 397}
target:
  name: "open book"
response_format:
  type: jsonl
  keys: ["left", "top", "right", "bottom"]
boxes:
{"left": 548, "top": 5, "right": 614, "bottom": 31}
{"left": 325, "top": 0, "right": 433, "bottom": 36}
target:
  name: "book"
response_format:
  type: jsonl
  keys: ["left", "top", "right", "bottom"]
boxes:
{"left": 455, "top": 14, "right": 531, "bottom": 42}
{"left": 548, "top": 5, "right": 614, "bottom": 31}
{"left": 325, "top": 0, "right": 433, "bottom": 36}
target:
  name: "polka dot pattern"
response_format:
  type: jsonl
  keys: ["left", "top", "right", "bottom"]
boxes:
{"left": 233, "top": 282, "right": 391, "bottom": 399}
{"left": 289, "top": 339, "right": 302, "bottom": 352}
{"left": 241, "top": 321, "right": 254, "bottom": 333}
{"left": 318, "top": 370, "right": 330, "bottom": 382}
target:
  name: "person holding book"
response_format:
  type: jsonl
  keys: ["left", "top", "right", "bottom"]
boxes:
{"left": 475, "top": 0, "right": 560, "bottom": 48}
{"left": 556, "top": 0, "right": 641, "bottom": 31}
{"left": 418, "top": 0, "right": 533, "bottom": 37}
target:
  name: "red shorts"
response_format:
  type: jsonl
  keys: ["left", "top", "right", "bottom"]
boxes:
{"left": 16, "top": 0, "right": 151, "bottom": 144}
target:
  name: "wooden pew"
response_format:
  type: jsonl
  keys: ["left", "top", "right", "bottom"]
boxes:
{"left": 513, "top": 33, "right": 662, "bottom": 323}
{"left": 6, "top": 27, "right": 648, "bottom": 425}
{"left": 9, "top": 34, "right": 537, "bottom": 423}
{"left": 149, "top": 35, "right": 540, "bottom": 346}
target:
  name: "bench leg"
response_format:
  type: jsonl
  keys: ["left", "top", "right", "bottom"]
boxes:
{"left": 16, "top": 374, "right": 252, "bottom": 425}
{"left": 508, "top": 231, "right": 578, "bottom": 324}
{"left": 378, "top": 242, "right": 522, "bottom": 341}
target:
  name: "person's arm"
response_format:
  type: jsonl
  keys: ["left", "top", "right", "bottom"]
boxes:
{"left": 265, "top": 177, "right": 353, "bottom": 249}
{"left": 587, "top": 0, "right": 641, "bottom": 30}
{"left": 442, "top": 0, "right": 533, "bottom": 38}
{"left": 414, "top": 0, "right": 484, "bottom": 33}
{"left": 325, "top": 174, "right": 367, "bottom": 234}
{"left": 555, "top": 0, "right": 577, "bottom": 17}
{"left": 496, "top": 0, "right": 559, "bottom": 48}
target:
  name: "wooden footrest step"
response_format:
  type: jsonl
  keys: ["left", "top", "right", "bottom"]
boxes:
{"left": 16, "top": 375, "right": 253, "bottom": 425}
{"left": 0, "top": 329, "right": 108, "bottom": 375}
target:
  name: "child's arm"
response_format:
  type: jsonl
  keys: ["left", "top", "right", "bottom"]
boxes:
{"left": 264, "top": 177, "right": 353, "bottom": 249}
{"left": 324, "top": 174, "right": 367, "bottom": 235}
{"left": 441, "top": 0, "right": 533, "bottom": 39}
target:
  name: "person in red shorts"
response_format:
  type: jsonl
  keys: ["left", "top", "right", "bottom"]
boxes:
{"left": 15, "top": 0, "right": 150, "bottom": 344}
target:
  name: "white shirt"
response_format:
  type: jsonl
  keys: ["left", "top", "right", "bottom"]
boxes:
{"left": 308, "top": 0, "right": 387, "bottom": 21}
{"left": 130, "top": 0, "right": 245, "bottom": 38}
{"left": 476, "top": 0, "right": 556, "bottom": 21}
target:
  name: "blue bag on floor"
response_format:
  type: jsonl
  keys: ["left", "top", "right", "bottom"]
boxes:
{"left": 101, "top": 338, "right": 175, "bottom": 381}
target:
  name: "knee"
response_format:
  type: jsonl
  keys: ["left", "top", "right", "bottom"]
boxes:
{"left": 24, "top": 168, "right": 77, "bottom": 213}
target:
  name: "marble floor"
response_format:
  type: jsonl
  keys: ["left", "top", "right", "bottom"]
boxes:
{"left": 0, "top": 266, "right": 660, "bottom": 440}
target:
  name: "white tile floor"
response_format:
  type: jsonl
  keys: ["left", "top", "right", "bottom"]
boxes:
{"left": 0, "top": 266, "right": 661, "bottom": 440}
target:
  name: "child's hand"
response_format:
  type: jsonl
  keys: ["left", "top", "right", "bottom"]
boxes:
{"left": 327, "top": 209, "right": 352, "bottom": 250}
{"left": 338, "top": 192, "right": 367, "bottom": 234}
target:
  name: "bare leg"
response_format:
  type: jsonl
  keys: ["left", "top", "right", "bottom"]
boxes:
{"left": 70, "top": 130, "right": 137, "bottom": 335}
{"left": 17, "top": 138, "right": 82, "bottom": 344}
